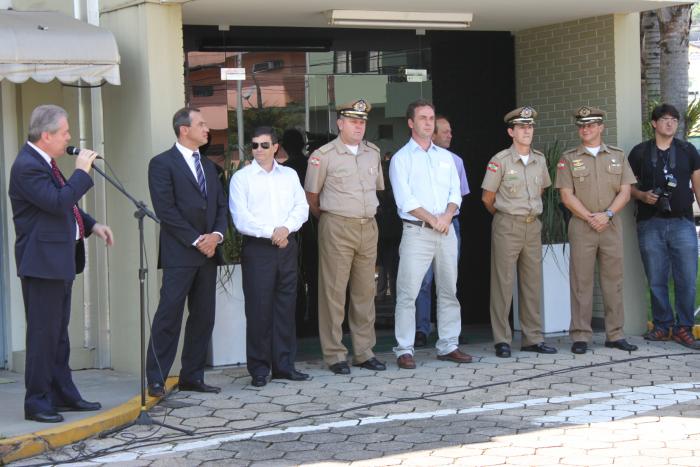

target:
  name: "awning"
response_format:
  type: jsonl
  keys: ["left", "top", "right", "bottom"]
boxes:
{"left": 0, "top": 10, "right": 120, "bottom": 85}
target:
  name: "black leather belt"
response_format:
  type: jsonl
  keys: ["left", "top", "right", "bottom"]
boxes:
{"left": 403, "top": 219, "right": 433, "bottom": 230}
{"left": 243, "top": 234, "right": 297, "bottom": 245}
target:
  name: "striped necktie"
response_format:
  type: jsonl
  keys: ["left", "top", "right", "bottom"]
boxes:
{"left": 50, "top": 159, "right": 85, "bottom": 239}
{"left": 193, "top": 151, "right": 207, "bottom": 198}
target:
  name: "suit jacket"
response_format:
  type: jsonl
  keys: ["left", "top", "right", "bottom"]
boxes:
{"left": 8, "top": 143, "right": 96, "bottom": 281}
{"left": 148, "top": 144, "right": 228, "bottom": 268}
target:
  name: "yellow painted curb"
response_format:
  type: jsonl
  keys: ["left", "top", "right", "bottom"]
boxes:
{"left": 0, "top": 376, "right": 179, "bottom": 465}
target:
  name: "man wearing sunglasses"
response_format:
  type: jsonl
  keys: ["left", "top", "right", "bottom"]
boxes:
{"left": 230, "top": 127, "right": 310, "bottom": 387}
{"left": 304, "top": 99, "right": 387, "bottom": 375}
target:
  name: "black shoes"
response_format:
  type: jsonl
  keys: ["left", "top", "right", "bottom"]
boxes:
{"left": 329, "top": 361, "right": 351, "bottom": 375}
{"left": 179, "top": 380, "right": 221, "bottom": 393}
{"left": 272, "top": 370, "right": 311, "bottom": 381}
{"left": 495, "top": 343, "right": 511, "bottom": 358}
{"left": 571, "top": 341, "right": 588, "bottom": 354}
{"left": 147, "top": 382, "right": 166, "bottom": 397}
{"left": 605, "top": 339, "right": 638, "bottom": 352}
{"left": 251, "top": 375, "right": 267, "bottom": 387}
{"left": 354, "top": 357, "right": 387, "bottom": 371}
{"left": 414, "top": 332, "right": 428, "bottom": 348}
{"left": 55, "top": 399, "right": 102, "bottom": 412}
{"left": 25, "top": 410, "right": 64, "bottom": 423}
{"left": 521, "top": 343, "right": 558, "bottom": 354}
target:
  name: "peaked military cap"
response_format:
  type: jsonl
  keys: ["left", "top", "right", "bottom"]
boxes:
{"left": 574, "top": 106, "right": 605, "bottom": 125}
{"left": 504, "top": 106, "right": 537, "bottom": 125}
{"left": 337, "top": 99, "right": 371, "bottom": 120}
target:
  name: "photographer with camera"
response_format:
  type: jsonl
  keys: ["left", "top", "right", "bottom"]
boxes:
{"left": 629, "top": 103, "right": 700, "bottom": 349}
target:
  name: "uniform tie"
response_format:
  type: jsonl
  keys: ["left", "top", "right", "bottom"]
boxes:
{"left": 50, "top": 159, "right": 85, "bottom": 239}
{"left": 193, "top": 151, "right": 207, "bottom": 198}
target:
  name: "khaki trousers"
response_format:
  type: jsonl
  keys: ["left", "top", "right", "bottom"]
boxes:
{"left": 318, "top": 212, "right": 378, "bottom": 365}
{"left": 568, "top": 217, "right": 625, "bottom": 342}
{"left": 489, "top": 212, "right": 543, "bottom": 346}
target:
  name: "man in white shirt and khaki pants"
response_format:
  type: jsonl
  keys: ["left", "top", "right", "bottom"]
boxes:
{"left": 389, "top": 99, "right": 472, "bottom": 369}
{"left": 229, "top": 126, "right": 310, "bottom": 387}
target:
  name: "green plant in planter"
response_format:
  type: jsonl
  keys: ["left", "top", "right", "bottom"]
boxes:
{"left": 220, "top": 162, "right": 243, "bottom": 264}
{"left": 218, "top": 145, "right": 250, "bottom": 287}
{"left": 541, "top": 140, "right": 568, "bottom": 246}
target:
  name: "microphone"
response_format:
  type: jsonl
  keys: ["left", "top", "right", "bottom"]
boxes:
{"left": 66, "top": 146, "right": 103, "bottom": 159}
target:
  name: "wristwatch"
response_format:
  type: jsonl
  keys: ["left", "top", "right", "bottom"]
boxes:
{"left": 605, "top": 209, "right": 614, "bottom": 219}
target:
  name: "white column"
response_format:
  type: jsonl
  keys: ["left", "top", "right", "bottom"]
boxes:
{"left": 614, "top": 13, "right": 648, "bottom": 336}
{"left": 101, "top": 1, "right": 186, "bottom": 373}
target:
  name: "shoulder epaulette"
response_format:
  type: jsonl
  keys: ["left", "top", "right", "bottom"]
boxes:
{"left": 316, "top": 142, "right": 335, "bottom": 155}
{"left": 365, "top": 141, "right": 380, "bottom": 152}
{"left": 607, "top": 144, "right": 624, "bottom": 153}
{"left": 532, "top": 148, "right": 544, "bottom": 157}
{"left": 493, "top": 149, "right": 511, "bottom": 160}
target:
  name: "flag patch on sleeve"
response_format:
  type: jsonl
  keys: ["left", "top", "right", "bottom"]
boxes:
{"left": 557, "top": 159, "right": 566, "bottom": 170}
{"left": 309, "top": 156, "right": 320, "bottom": 166}
{"left": 487, "top": 162, "right": 500, "bottom": 173}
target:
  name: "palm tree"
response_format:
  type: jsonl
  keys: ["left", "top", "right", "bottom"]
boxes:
{"left": 640, "top": 10, "right": 661, "bottom": 117}
{"left": 659, "top": 5, "right": 693, "bottom": 137}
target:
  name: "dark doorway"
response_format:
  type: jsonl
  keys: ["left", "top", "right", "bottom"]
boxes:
{"left": 430, "top": 30, "right": 516, "bottom": 325}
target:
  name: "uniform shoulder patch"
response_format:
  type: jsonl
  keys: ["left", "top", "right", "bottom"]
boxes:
{"left": 557, "top": 158, "right": 567, "bottom": 170}
{"left": 607, "top": 144, "right": 624, "bottom": 153}
{"left": 532, "top": 148, "right": 544, "bottom": 157}
{"left": 365, "top": 141, "right": 380, "bottom": 152}
{"left": 309, "top": 154, "right": 321, "bottom": 167}
{"left": 487, "top": 161, "right": 501, "bottom": 173}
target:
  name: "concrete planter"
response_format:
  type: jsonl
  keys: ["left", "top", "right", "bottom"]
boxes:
{"left": 514, "top": 243, "right": 571, "bottom": 335}
{"left": 208, "top": 265, "right": 247, "bottom": 366}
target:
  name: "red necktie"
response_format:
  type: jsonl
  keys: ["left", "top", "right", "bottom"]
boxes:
{"left": 50, "top": 159, "right": 85, "bottom": 239}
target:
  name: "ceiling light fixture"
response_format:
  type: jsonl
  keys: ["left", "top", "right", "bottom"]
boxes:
{"left": 326, "top": 10, "right": 472, "bottom": 30}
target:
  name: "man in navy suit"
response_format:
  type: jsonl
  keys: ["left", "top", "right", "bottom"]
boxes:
{"left": 8, "top": 105, "right": 114, "bottom": 423}
{"left": 146, "top": 107, "right": 228, "bottom": 397}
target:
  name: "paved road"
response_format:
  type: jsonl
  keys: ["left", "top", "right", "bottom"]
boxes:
{"left": 14, "top": 336, "right": 700, "bottom": 466}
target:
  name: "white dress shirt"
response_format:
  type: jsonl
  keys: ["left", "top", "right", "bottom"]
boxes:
{"left": 28, "top": 141, "right": 81, "bottom": 240}
{"left": 174, "top": 142, "right": 223, "bottom": 244}
{"left": 176, "top": 142, "right": 207, "bottom": 191}
{"left": 389, "top": 138, "right": 462, "bottom": 221}
{"left": 229, "top": 159, "right": 309, "bottom": 238}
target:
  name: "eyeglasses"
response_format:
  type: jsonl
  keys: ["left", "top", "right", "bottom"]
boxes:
{"left": 658, "top": 116, "right": 679, "bottom": 124}
{"left": 251, "top": 142, "right": 271, "bottom": 149}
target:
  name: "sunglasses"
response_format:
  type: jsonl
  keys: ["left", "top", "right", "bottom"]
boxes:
{"left": 251, "top": 142, "right": 272, "bottom": 149}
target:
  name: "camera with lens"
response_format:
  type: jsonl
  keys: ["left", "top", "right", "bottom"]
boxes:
{"left": 652, "top": 174, "right": 677, "bottom": 214}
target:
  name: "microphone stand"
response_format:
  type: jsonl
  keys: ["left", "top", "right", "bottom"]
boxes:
{"left": 92, "top": 163, "right": 192, "bottom": 437}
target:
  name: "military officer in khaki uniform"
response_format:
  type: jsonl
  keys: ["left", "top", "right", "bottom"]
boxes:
{"left": 304, "top": 99, "right": 387, "bottom": 374}
{"left": 556, "top": 106, "right": 638, "bottom": 354}
{"left": 482, "top": 107, "right": 558, "bottom": 358}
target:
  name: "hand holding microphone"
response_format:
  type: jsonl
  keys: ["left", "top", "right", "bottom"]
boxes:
{"left": 66, "top": 146, "right": 102, "bottom": 173}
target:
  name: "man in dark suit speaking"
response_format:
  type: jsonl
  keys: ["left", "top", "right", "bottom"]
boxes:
{"left": 9, "top": 104, "right": 114, "bottom": 423}
{"left": 146, "top": 107, "right": 228, "bottom": 397}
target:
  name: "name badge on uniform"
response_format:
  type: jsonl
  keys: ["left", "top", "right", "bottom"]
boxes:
{"left": 507, "top": 169, "right": 517, "bottom": 175}
{"left": 369, "top": 166, "right": 377, "bottom": 175}
{"left": 572, "top": 159, "right": 584, "bottom": 167}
